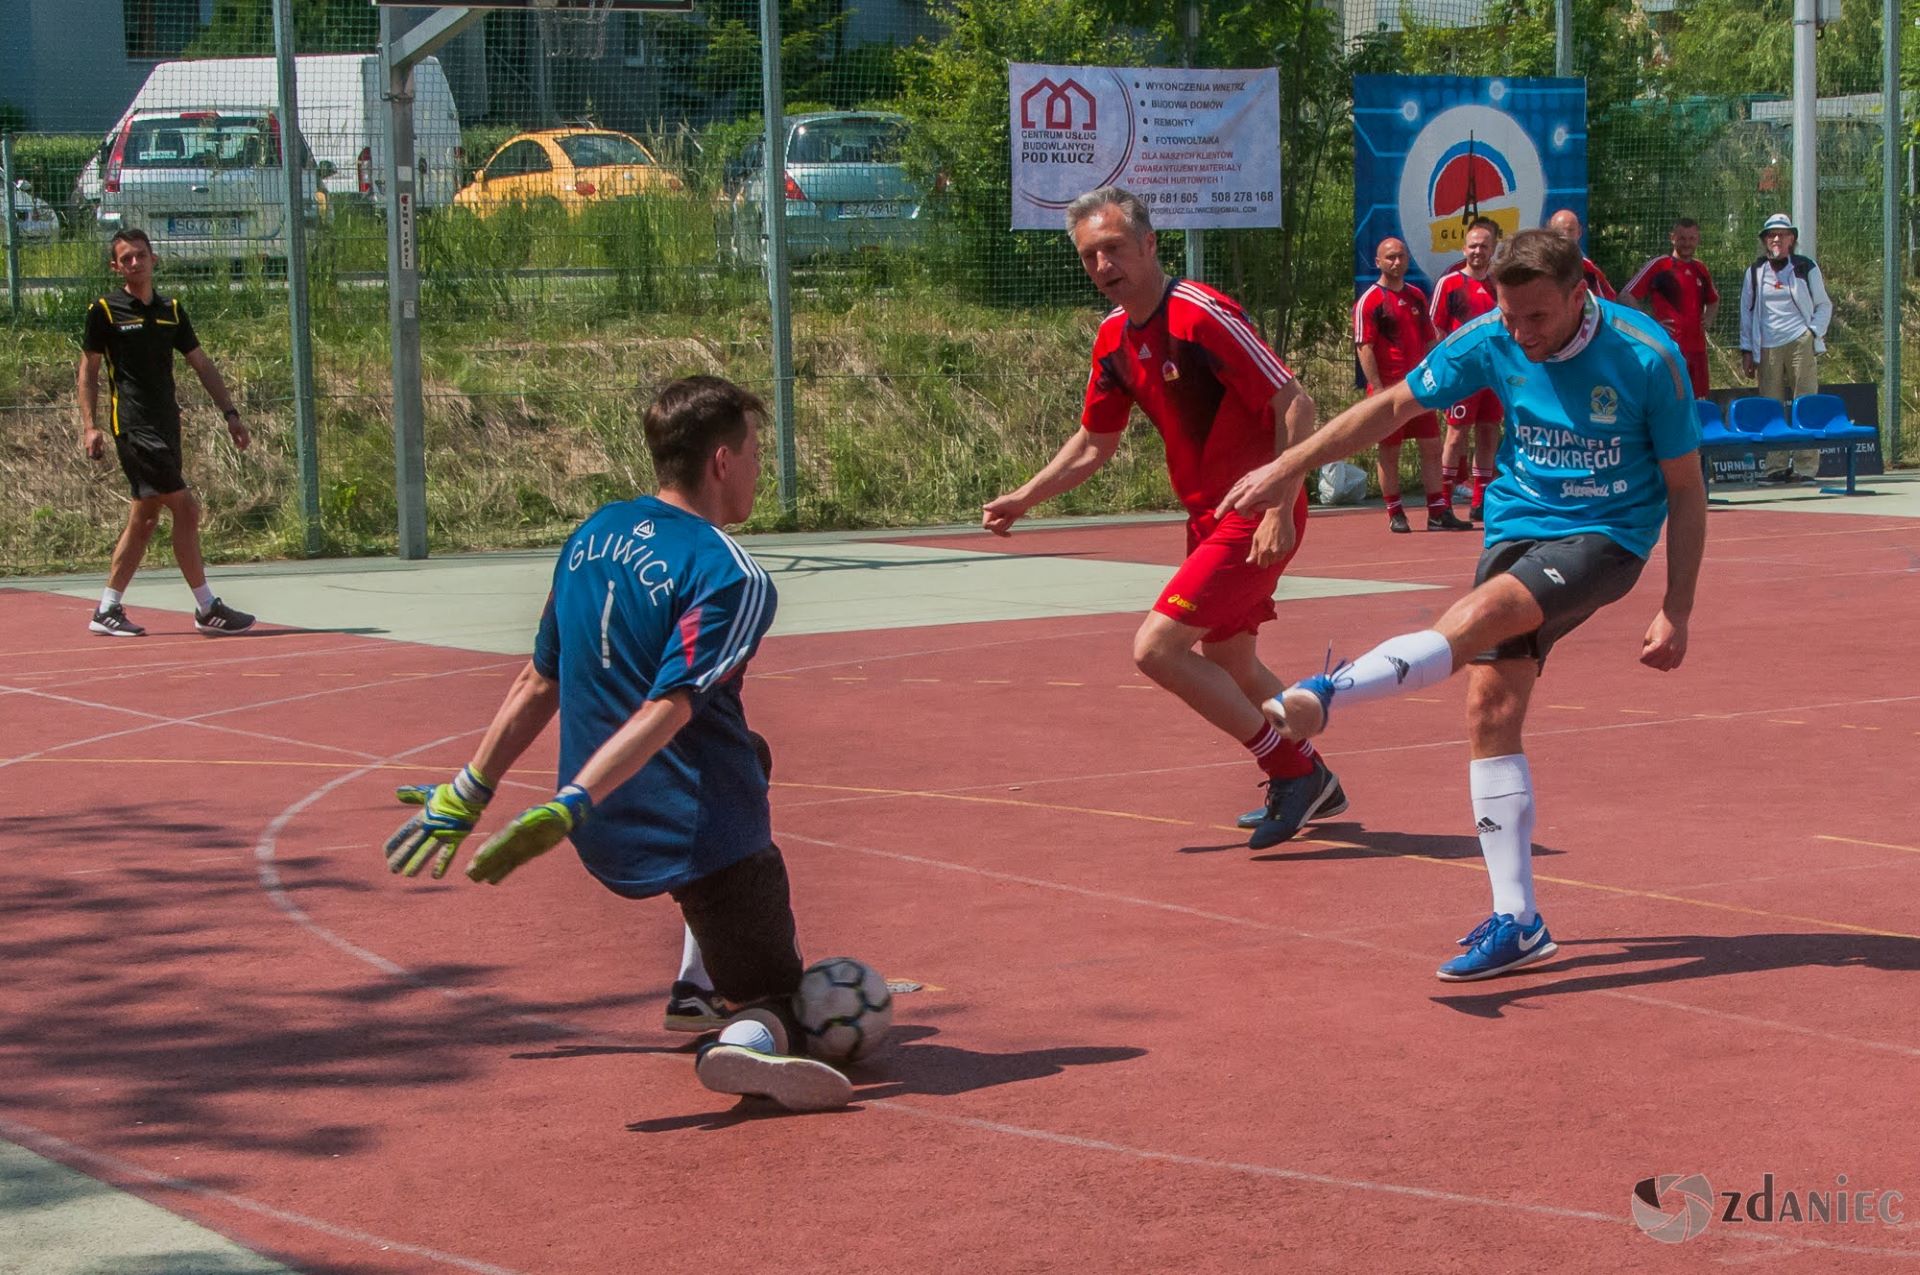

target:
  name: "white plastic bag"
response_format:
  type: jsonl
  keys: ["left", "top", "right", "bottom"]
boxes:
{"left": 1316, "top": 461, "right": 1368, "bottom": 506}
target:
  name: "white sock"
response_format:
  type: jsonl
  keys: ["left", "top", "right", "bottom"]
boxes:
{"left": 678, "top": 925, "right": 710, "bottom": 988}
{"left": 716, "top": 1017, "right": 776, "bottom": 1054}
{"left": 1471, "top": 754, "right": 1537, "bottom": 926}
{"left": 100, "top": 587, "right": 124, "bottom": 609}
{"left": 1307, "top": 629, "right": 1453, "bottom": 706}
{"left": 191, "top": 584, "right": 216, "bottom": 611}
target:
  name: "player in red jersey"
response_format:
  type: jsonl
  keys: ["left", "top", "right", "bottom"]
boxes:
{"left": 1428, "top": 218, "right": 1503, "bottom": 523}
{"left": 1353, "top": 237, "right": 1473, "bottom": 534}
{"left": 984, "top": 185, "right": 1346, "bottom": 850}
{"left": 1623, "top": 217, "right": 1719, "bottom": 397}
{"left": 1548, "top": 209, "right": 1616, "bottom": 300}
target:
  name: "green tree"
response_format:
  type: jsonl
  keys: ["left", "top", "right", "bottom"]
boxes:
{"left": 189, "top": 0, "right": 378, "bottom": 56}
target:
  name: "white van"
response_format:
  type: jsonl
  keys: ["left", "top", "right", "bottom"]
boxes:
{"left": 111, "top": 55, "right": 463, "bottom": 210}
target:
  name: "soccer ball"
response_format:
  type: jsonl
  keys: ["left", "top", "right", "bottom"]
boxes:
{"left": 793, "top": 956, "right": 893, "bottom": 1064}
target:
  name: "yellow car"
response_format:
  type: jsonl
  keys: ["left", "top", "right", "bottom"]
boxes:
{"left": 453, "top": 128, "right": 684, "bottom": 215}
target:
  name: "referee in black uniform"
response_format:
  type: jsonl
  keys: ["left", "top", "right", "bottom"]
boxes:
{"left": 77, "top": 228, "right": 255, "bottom": 637}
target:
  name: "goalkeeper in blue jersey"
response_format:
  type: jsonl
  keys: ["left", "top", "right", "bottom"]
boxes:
{"left": 383, "top": 376, "right": 850, "bottom": 1112}
{"left": 1216, "top": 229, "right": 1707, "bottom": 983}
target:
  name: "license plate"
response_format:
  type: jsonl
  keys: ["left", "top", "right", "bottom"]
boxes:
{"left": 167, "top": 216, "right": 243, "bottom": 237}
{"left": 839, "top": 201, "right": 899, "bottom": 219}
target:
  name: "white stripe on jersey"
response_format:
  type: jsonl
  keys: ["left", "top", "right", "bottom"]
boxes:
{"left": 1622, "top": 255, "right": 1662, "bottom": 297}
{"left": 1610, "top": 314, "right": 1692, "bottom": 405}
{"left": 698, "top": 525, "right": 772, "bottom": 691}
{"left": 1171, "top": 282, "right": 1294, "bottom": 388}
{"left": 1352, "top": 286, "right": 1377, "bottom": 347}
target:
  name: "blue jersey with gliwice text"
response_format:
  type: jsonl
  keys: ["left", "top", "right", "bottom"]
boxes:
{"left": 1407, "top": 297, "right": 1701, "bottom": 557}
{"left": 533, "top": 496, "right": 775, "bottom": 898}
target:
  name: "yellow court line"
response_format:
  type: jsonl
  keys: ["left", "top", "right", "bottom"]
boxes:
{"left": 1619, "top": 708, "right": 1659, "bottom": 715}
{"left": 8, "top": 756, "right": 432, "bottom": 773}
{"left": 1046, "top": 681, "right": 1084, "bottom": 687}
{"left": 902, "top": 678, "right": 942, "bottom": 684}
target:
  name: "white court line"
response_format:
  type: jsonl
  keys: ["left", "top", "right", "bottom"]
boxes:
{"left": 0, "top": 1116, "right": 529, "bottom": 1275}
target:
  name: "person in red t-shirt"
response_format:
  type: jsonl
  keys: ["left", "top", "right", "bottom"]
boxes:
{"left": 1548, "top": 209, "right": 1616, "bottom": 301}
{"left": 983, "top": 185, "right": 1345, "bottom": 850}
{"left": 1353, "top": 237, "right": 1473, "bottom": 534}
{"left": 1428, "top": 218, "right": 1503, "bottom": 522}
{"left": 1622, "top": 217, "right": 1718, "bottom": 397}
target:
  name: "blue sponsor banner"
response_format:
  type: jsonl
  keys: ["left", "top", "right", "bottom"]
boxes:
{"left": 1353, "top": 75, "right": 1588, "bottom": 296}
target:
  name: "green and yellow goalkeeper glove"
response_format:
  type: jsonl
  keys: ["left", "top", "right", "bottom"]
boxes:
{"left": 385, "top": 765, "right": 494, "bottom": 879}
{"left": 466, "top": 784, "right": 593, "bottom": 886}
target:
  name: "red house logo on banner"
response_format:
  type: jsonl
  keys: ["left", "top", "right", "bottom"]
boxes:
{"left": 1020, "top": 79, "right": 1099, "bottom": 132}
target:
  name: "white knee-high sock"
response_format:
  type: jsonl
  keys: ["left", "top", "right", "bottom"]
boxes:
{"left": 679, "top": 925, "right": 710, "bottom": 987}
{"left": 1316, "top": 629, "right": 1453, "bottom": 705}
{"left": 1471, "top": 754, "right": 1536, "bottom": 926}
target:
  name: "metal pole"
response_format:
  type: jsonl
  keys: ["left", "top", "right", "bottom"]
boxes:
{"left": 270, "top": 0, "right": 323, "bottom": 556}
{"left": 1883, "top": 0, "right": 1902, "bottom": 466}
{"left": 1554, "top": 0, "right": 1573, "bottom": 77}
{"left": 1183, "top": 0, "right": 1204, "bottom": 284}
{"left": 759, "top": 0, "right": 797, "bottom": 516}
{"left": 2, "top": 135, "right": 20, "bottom": 317}
{"left": 382, "top": 7, "right": 429, "bottom": 559}
{"left": 1792, "top": 0, "right": 1818, "bottom": 255}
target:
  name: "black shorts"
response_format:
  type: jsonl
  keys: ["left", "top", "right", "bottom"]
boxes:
{"left": 1471, "top": 533, "right": 1647, "bottom": 667}
{"left": 669, "top": 843, "right": 803, "bottom": 1011}
{"left": 115, "top": 433, "right": 187, "bottom": 499}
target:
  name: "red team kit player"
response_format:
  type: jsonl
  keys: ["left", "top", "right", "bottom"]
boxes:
{"left": 984, "top": 185, "right": 1347, "bottom": 850}
{"left": 1428, "top": 218, "right": 1503, "bottom": 523}
{"left": 1624, "top": 218, "right": 1719, "bottom": 397}
{"left": 1352, "top": 237, "right": 1473, "bottom": 534}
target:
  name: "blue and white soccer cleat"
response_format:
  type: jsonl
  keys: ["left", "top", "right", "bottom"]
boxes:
{"left": 1435, "top": 912, "right": 1559, "bottom": 982}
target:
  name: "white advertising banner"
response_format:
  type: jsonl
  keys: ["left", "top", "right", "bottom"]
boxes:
{"left": 1008, "top": 63, "right": 1281, "bottom": 231}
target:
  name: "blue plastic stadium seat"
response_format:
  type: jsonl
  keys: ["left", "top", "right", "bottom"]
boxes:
{"left": 1790, "top": 393, "right": 1877, "bottom": 442}
{"left": 1789, "top": 393, "right": 1879, "bottom": 495}
{"left": 1728, "top": 395, "right": 1813, "bottom": 446}
{"left": 1695, "top": 398, "right": 1738, "bottom": 445}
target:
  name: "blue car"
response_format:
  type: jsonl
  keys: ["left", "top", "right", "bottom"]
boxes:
{"left": 722, "top": 111, "right": 927, "bottom": 268}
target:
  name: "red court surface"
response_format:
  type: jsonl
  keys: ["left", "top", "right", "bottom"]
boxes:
{"left": 4, "top": 504, "right": 1920, "bottom": 1273}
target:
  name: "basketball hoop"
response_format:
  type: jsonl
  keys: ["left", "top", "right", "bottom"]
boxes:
{"left": 534, "top": 0, "right": 614, "bottom": 60}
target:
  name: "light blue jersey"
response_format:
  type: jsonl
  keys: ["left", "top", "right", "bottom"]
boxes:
{"left": 533, "top": 496, "right": 775, "bottom": 898}
{"left": 1407, "top": 297, "right": 1701, "bottom": 557}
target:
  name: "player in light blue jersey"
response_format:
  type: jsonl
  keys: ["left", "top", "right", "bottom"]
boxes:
{"left": 382, "top": 376, "right": 853, "bottom": 1111}
{"left": 1216, "top": 229, "right": 1707, "bottom": 982}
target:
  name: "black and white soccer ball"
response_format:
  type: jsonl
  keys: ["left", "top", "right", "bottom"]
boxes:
{"left": 793, "top": 956, "right": 893, "bottom": 1064}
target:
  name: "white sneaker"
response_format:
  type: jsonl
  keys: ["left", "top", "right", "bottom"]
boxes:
{"left": 696, "top": 1044, "right": 852, "bottom": 1112}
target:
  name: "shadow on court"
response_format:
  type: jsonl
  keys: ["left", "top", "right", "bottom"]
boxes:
{"left": 623, "top": 1025, "right": 1145, "bottom": 1133}
{"left": 1432, "top": 932, "right": 1920, "bottom": 1018}
{"left": 1226, "top": 825, "right": 1567, "bottom": 864}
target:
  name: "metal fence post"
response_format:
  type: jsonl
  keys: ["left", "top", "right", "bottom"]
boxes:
{"left": 1883, "top": 0, "right": 1903, "bottom": 466}
{"left": 759, "top": 0, "right": 797, "bottom": 516}
{"left": 2, "top": 134, "right": 20, "bottom": 318}
{"left": 270, "top": 0, "right": 323, "bottom": 556}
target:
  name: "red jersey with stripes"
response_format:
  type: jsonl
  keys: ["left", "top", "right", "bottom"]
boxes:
{"left": 1082, "top": 279, "right": 1294, "bottom": 514}
{"left": 1582, "top": 257, "right": 1616, "bottom": 301}
{"left": 1352, "top": 281, "right": 1435, "bottom": 385}
{"left": 1623, "top": 254, "right": 1717, "bottom": 351}
{"left": 1428, "top": 264, "right": 1496, "bottom": 336}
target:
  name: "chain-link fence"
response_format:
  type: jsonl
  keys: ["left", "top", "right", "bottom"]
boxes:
{"left": 3, "top": 0, "right": 1912, "bottom": 572}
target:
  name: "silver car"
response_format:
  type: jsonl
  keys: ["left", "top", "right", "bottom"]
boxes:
{"left": 723, "top": 111, "right": 926, "bottom": 268}
{"left": 8, "top": 180, "right": 61, "bottom": 241}
{"left": 96, "top": 109, "right": 328, "bottom": 263}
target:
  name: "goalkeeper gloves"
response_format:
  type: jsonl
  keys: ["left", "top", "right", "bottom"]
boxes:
{"left": 466, "top": 784, "right": 593, "bottom": 886}
{"left": 385, "top": 765, "right": 494, "bottom": 879}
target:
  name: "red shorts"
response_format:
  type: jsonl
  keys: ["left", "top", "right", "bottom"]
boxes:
{"left": 1446, "top": 390, "right": 1502, "bottom": 427}
{"left": 1382, "top": 410, "right": 1441, "bottom": 446}
{"left": 1154, "top": 489, "right": 1309, "bottom": 643}
{"left": 1681, "top": 345, "right": 1709, "bottom": 399}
